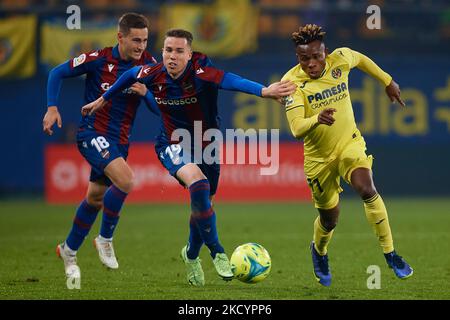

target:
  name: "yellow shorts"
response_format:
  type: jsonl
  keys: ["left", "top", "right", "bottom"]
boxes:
{"left": 304, "top": 136, "right": 373, "bottom": 210}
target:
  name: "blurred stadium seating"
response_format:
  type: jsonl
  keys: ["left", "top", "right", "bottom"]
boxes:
{"left": 0, "top": 0, "right": 449, "bottom": 198}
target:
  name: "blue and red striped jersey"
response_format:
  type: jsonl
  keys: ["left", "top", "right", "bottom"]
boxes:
{"left": 136, "top": 52, "right": 225, "bottom": 145}
{"left": 71, "top": 45, "right": 157, "bottom": 144}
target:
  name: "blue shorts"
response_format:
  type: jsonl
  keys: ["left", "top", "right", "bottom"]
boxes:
{"left": 76, "top": 130, "right": 129, "bottom": 186}
{"left": 155, "top": 142, "right": 220, "bottom": 196}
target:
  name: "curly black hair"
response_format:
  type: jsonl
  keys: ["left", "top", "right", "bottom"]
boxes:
{"left": 291, "top": 24, "right": 326, "bottom": 46}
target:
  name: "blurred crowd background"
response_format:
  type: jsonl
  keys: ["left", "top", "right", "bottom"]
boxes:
{"left": 1, "top": 0, "right": 449, "bottom": 199}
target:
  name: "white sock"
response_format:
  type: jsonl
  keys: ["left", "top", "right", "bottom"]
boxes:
{"left": 63, "top": 242, "right": 77, "bottom": 255}
{"left": 98, "top": 235, "right": 113, "bottom": 242}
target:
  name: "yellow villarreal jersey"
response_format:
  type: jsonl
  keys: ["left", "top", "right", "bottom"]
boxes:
{"left": 282, "top": 47, "right": 364, "bottom": 162}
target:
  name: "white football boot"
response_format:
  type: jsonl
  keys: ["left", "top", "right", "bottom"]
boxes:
{"left": 213, "top": 253, "right": 234, "bottom": 281}
{"left": 180, "top": 245, "right": 205, "bottom": 286}
{"left": 56, "top": 242, "right": 81, "bottom": 279}
{"left": 93, "top": 235, "right": 119, "bottom": 269}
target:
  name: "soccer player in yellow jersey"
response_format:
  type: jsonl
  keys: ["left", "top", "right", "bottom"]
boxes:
{"left": 281, "top": 24, "right": 413, "bottom": 286}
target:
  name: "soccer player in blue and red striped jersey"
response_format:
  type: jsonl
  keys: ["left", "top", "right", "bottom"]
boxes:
{"left": 42, "top": 13, "right": 158, "bottom": 282}
{"left": 82, "top": 29, "right": 296, "bottom": 286}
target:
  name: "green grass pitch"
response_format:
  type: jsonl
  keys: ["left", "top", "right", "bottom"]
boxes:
{"left": 1, "top": 198, "right": 449, "bottom": 300}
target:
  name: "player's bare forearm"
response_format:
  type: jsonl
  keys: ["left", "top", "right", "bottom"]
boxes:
{"left": 81, "top": 96, "right": 107, "bottom": 116}
{"left": 262, "top": 80, "right": 296, "bottom": 99}
{"left": 385, "top": 80, "right": 406, "bottom": 107}
{"left": 43, "top": 106, "right": 62, "bottom": 136}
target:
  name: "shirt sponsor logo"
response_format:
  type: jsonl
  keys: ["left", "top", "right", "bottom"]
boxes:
{"left": 307, "top": 82, "right": 347, "bottom": 103}
{"left": 107, "top": 64, "right": 114, "bottom": 72}
{"left": 155, "top": 96, "right": 198, "bottom": 106}
{"left": 101, "top": 82, "right": 110, "bottom": 91}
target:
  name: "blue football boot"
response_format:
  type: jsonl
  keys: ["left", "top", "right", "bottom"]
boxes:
{"left": 310, "top": 241, "right": 332, "bottom": 287}
{"left": 384, "top": 251, "right": 413, "bottom": 279}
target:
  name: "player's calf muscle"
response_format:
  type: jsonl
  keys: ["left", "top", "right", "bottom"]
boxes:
{"left": 85, "top": 182, "right": 107, "bottom": 208}
{"left": 86, "top": 194, "right": 103, "bottom": 209}
{"left": 352, "top": 181, "right": 377, "bottom": 200}
{"left": 318, "top": 208, "right": 339, "bottom": 231}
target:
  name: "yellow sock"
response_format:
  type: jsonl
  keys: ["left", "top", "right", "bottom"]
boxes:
{"left": 313, "top": 216, "right": 334, "bottom": 255}
{"left": 363, "top": 194, "right": 394, "bottom": 254}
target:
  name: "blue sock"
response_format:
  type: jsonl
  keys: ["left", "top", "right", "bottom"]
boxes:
{"left": 66, "top": 199, "right": 100, "bottom": 251}
{"left": 100, "top": 185, "right": 127, "bottom": 239}
{"left": 189, "top": 179, "right": 224, "bottom": 258}
{"left": 187, "top": 214, "right": 204, "bottom": 259}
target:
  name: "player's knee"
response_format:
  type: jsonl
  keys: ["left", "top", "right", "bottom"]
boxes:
{"left": 356, "top": 185, "right": 377, "bottom": 200}
{"left": 188, "top": 173, "right": 207, "bottom": 186}
{"left": 115, "top": 172, "right": 135, "bottom": 194}
{"left": 119, "top": 178, "right": 134, "bottom": 194}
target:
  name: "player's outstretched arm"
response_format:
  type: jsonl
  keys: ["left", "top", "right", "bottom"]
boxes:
{"left": 219, "top": 72, "right": 296, "bottom": 98}
{"left": 130, "top": 82, "right": 160, "bottom": 115}
{"left": 44, "top": 58, "right": 96, "bottom": 135}
{"left": 81, "top": 96, "right": 107, "bottom": 116}
{"left": 262, "top": 80, "right": 297, "bottom": 99}
{"left": 81, "top": 66, "right": 142, "bottom": 116}
{"left": 103, "top": 66, "right": 141, "bottom": 101}
{"left": 44, "top": 62, "right": 74, "bottom": 135}
{"left": 352, "top": 50, "right": 405, "bottom": 107}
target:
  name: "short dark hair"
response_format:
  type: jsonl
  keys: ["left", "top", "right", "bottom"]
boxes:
{"left": 165, "top": 29, "right": 193, "bottom": 47}
{"left": 291, "top": 24, "right": 326, "bottom": 46}
{"left": 118, "top": 12, "right": 149, "bottom": 35}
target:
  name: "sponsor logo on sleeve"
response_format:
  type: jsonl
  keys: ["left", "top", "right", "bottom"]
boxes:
{"left": 72, "top": 53, "right": 86, "bottom": 67}
{"left": 282, "top": 96, "right": 294, "bottom": 107}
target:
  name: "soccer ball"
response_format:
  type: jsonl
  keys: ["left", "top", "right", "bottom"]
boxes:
{"left": 230, "top": 243, "right": 271, "bottom": 284}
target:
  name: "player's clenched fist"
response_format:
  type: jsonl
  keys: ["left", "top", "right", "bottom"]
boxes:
{"left": 130, "top": 82, "right": 148, "bottom": 96}
{"left": 81, "top": 96, "right": 107, "bottom": 116}
{"left": 43, "top": 106, "right": 62, "bottom": 136}
{"left": 318, "top": 108, "right": 337, "bottom": 126}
